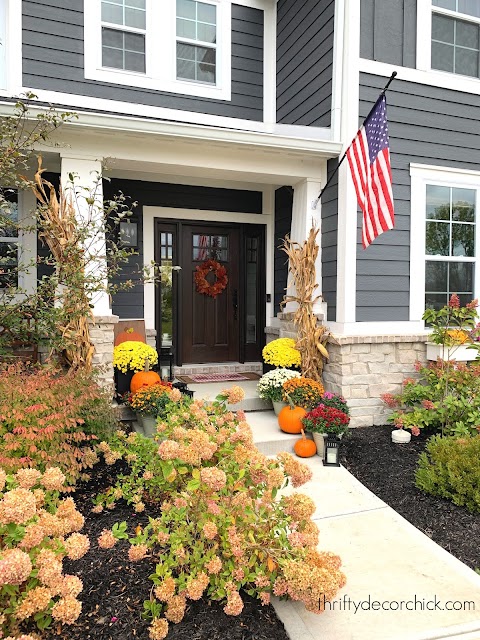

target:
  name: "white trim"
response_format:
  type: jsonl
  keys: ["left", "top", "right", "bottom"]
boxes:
{"left": 416, "top": 0, "right": 431, "bottom": 72}
{"left": 0, "top": 0, "right": 22, "bottom": 95}
{"left": 84, "top": 0, "right": 232, "bottom": 101}
{"left": 331, "top": 0, "right": 346, "bottom": 141}
{"left": 263, "top": 186, "right": 275, "bottom": 324}
{"left": 410, "top": 162, "right": 480, "bottom": 326}
{"left": 8, "top": 89, "right": 335, "bottom": 146}
{"left": 359, "top": 58, "right": 480, "bottom": 95}
{"left": 263, "top": 2, "right": 276, "bottom": 125}
{"left": 335, "top": 0, "right": 360, "bottom": 324}
{"left": 18, "top": 189, "right": 37, "bottom": 296}
{"left": 143, "top": 205, "right": 270, "bottom": 330}
{"left": 328, "top": 321, "right": 427, "bottom": 336}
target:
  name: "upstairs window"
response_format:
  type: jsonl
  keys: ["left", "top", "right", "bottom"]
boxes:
{"left": 176, "top": 0, "right": 217, "bottom": 84}
{"left": 431, "top": 1, "right": 480, "bottom": 78}
{"left": 101, "top": 0, "right": 146, "bottom": 72}
{"left": 84, "top": 0, "right": 231, "bottom": 100}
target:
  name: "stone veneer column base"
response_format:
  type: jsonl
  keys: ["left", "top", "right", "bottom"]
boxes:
{"left": 323, "top": 335, "right": 429, "bottom": 427}
{"left": 268, "top": 314, "right": 429, "bottom": 428}
{"left": 89, "top": 315, "right": 119, "bottom": 395}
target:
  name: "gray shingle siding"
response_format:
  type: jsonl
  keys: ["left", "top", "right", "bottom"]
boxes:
{"left": 360, "top": 0, "right": 417, "bottom": 68}
{"left": 356, "top": 73, "right": 480, "bottom": 322}
{"left": 276, "top": 0, "right": 334, "bottom": 127}
{"left": 321, "top": 159, "right": 338, "bottom": 322}
{"left": 22, "top": 1, "right": 263, "bottom": 121}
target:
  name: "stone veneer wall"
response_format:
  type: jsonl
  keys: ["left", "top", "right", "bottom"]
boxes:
{"left": 271, "top": 312, "right": 429, "bottom": 428}
{"left": 89, "top": 315, "right": 119, "bottom": 394}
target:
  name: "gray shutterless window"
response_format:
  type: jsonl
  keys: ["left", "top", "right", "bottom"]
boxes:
{"left": 176, "top": 0, "right": 217, "bottom": 84}
{"left": 425, "top": 184, "right": 476, "bottom": 310}
{"left": 101, "top": 0, "right": 146, "bottom": 72}
{"left": 432, "top": 1, "right": 480, "bottom": 78}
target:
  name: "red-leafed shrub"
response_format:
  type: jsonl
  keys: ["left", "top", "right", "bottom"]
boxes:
{"left": 0, "top": 364, "right": 117, "bottom": 487}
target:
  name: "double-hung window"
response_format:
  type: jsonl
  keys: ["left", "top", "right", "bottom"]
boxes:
{"left": 84, "top": 0, "right": 231, "bottom": 100}
{"left": 410, "top": 165, "right": 480, "bottom": 321}
{"left": 431, "top": 1, "right": 480, "bottom": 78}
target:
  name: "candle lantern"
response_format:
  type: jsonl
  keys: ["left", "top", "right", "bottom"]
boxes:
{"left": 323, "top": 435, "right": 341, "bottom": 467}
{"left": 159, "top": 346, "right": 174, "bottom": 381}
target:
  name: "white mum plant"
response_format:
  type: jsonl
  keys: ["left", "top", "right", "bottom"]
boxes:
{"left": 257, "top": 368, "right": 301, "bottom": 402}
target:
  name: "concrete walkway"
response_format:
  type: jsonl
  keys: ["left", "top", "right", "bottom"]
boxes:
{"left": 190, "top": 380, "right": 480, "bottom": 640}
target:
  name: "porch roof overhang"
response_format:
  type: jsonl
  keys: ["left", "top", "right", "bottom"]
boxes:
{"left": 0, "top": 100, "right": 343, "bottom": 186}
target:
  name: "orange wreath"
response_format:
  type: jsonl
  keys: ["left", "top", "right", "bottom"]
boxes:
{"left": 194, "top": 259, "right": 228, "bottom": 298}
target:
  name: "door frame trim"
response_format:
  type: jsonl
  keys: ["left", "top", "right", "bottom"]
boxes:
{"left": 151, "top": 211, "right": 268, "bottom": 366}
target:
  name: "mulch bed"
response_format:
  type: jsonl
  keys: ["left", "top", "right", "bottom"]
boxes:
{"left": 37, "top": 424, "right": 479, "bottom": 639}
{"left": 41, "top": 460, "right": 290, "bottom": 640}
{"left": 340, "top": 425, "right": 480, "bottom": 572}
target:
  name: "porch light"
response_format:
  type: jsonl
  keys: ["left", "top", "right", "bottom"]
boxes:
{"left": 323, "top": 435, "right": 341, "bottom": 467}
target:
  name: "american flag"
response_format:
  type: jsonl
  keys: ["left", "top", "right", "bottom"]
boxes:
{"left": 346, "top": 95, "right": 395, "bottom": 249}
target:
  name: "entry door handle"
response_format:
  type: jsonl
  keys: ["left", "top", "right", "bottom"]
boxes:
{"left": 232, "top": 289, "right": 238, "bottom": 320}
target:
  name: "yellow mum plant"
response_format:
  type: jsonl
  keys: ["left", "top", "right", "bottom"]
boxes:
{"left": 262, "top": 338, "right": 301, "bottom": 368}
{"left": 113, "top": 340, "right": 159, "bottom": 373}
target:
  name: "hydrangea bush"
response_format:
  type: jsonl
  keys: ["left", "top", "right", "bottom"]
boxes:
{"left": 96, "top": 388, "right": 346, "bottom": 639}
{"left": 0, "top": 467, "right": 89, "bottom": 638}
{"left": 256, "top": 368, "right": 301, "bottom": 402}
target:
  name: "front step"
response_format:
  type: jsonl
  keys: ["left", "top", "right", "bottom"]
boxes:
{"left": 185, "top": 379, "right": 269, "bottom": 412}
{"left": 173, "top": 362, "right": 263, "bottom": 376}
{"left": 246, "top": 410, "right": 313, "bottom": 456}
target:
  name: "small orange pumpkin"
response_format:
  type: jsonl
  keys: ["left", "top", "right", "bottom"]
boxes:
{"left": 294, "top": 430, "right": 317, "bottom": 458}
{"left": 115, "top": 327, "right": 145, "bottom": 346}
{"left": 278, "top": 405, "right": 307, "bottom": 434}
{"left": 130, "top": 358, "right": 161, "bottom": 393}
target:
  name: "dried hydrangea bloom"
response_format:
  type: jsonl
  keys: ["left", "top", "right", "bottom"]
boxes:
{"left": 51, "top": 595, "right": 82, "bottom": 625}
{"left": 260, "top": 591, "right": 270, "bottom": 605}
{"left": 41, "top": 467, "right": 66, "bottom": 491}
{"left": 202, "top": 521, "right": 218, "bottom": 540}
{"left": 149, "top": 617, "right": 169, "bottom": 640}
{"left": 59, "top": 574, "right": 83, "bottom": 598}
{"left": 164, "top": 595, "right": 186, "bottom": 623}
{"left": 276, "top": 452, "right": 313, "bottom": 487}
{"left": 283, "top": 494, "right": 316, "bottom": 521}
{"left": 223, "top": 589, "right": 244, "bottom": 616}
{"left": 0, "top": 487, "right": 37, "bottom": 525}
{"left": 98, "top": 529, "right": 116, "bottom": 549}
{"left": 154, "top": 576, "right": 176, "bottom": 602}
{"left": 14, "top": 468, "right": 42, "bottom": 489}
{"left": 64, "top": 533, "right": 90, "bottom": 560}
{"left": 221, "top": 385, "right": 245, "bottom": 405}
{"left": 128, "top": 544, "right": 148, "bottom": 561}
{"left": 0, "top": 468, "right": 6, "bottom": 491}
{"left": 15, "top": 585, "right": 53, "bottom": 620}
{"left": 19, "top": 523, "right": 46, "bottom": 550}
{"left": 186, "top": 571, "right": 209, "bottom": 601}
{"left": 0, "top": 548, "right": 33, "bottom": 585}
{"left": 205, "top": 555, "right": 222, "bottom": 575}
{"left": 200, "top": 467, "right": 227, "bottom": 491}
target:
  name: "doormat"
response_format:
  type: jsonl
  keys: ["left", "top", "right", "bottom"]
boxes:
{"left": 177, "top": 372, "right": 260, "bottom": 384}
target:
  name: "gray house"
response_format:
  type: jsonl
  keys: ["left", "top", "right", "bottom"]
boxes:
{"left": 1, "top": 0, "right": 479, "bottom": 425}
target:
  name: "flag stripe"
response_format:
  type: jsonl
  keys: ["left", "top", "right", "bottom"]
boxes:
{"left": 346, "top": 95, "right": 395, "bottom": 249}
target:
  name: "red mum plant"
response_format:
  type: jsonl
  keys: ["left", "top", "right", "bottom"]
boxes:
{"left": 302, "top": 404, "right": 350, "bottom": 437}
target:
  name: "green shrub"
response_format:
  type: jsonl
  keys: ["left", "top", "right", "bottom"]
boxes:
{"left": 415, "top": 435, "right": 480, "bottom": 512}
{"left": 0, "top": 363, "right": 118, "bottom": 486}
{"left": 96, "top": 387, "right": 346, "bottom": 639}
{"left": 381, "top": 360, "right": 480, "bottom": 437}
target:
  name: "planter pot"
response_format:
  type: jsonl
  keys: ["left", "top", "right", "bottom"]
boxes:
{"left": 272, "top": 400, "right": 288, "bottom": 416}
{"left": 312, "top": 432, "right": 327, "bottom": 457}
{"left": 140, "top": 414, "right": 157, "bottom": 438}
{"left": 391, "top": 429, "right": 411, "bottom": 444}
{"left": 426, "top": 342, "right": 476, "bottom": 362}
{"left": 115, "top": 370, "right": 134, "bottom": 399}
{"left": 133, "top": 414, "right": 145, "bottom": 436}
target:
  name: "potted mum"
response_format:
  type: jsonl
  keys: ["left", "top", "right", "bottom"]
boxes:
{"left": 126, "top": 382, "right": 181, "bottom": 437}
{"left": 257, "top": 368, "right": 301, "bottom": 415}
{"left": 262, "top": 338, "right": 301, "bottom": 371}
{"left": 113, "top": 341, "right": 159, "bottom": 397}
{"left": 281, "top": 376, "right": 325, "bottom": 411}
{"left": 302, "top": 403, "right": 350, "bottom": 457}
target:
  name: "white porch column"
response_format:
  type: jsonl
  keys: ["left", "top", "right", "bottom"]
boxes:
{"left": 60, "top": 154, "right": 111, "bottom": 316}
{"left": 285, "top": 178, "right": 325, "bottom": 316}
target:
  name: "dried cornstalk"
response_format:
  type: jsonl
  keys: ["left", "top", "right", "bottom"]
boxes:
{"left": 30, "top": 160, "right": 94, "bottom": 371}
{"left": 281, "top": 225, "right": 329, "bottom": 381}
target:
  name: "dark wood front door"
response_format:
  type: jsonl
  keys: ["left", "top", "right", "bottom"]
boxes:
{"left": 181, "top": 224, "right": 239, "bottom": 363}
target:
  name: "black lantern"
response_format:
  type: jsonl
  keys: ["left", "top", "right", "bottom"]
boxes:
{"left": 323, "top": 435, "right": 341, "bottom": 467}
{"left": 159, "top": 346, "right": 174, "bottom": 381}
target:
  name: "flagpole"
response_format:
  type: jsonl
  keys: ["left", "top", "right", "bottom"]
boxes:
{"left": 312, "top": 71, "right": 397, "bottom": 209}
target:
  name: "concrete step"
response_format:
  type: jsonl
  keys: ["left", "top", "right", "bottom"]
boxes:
{"left": 186, "top": 379, "right": 270, "bottom": 413}
{"left": 247, "top": 410, "right": 313, "bottom": 456}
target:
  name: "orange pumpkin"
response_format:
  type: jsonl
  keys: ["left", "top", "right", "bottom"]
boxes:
{"left": 115, "top": 327, "right": 145, "bottom": 346}
{"left": 294, "top": 430, "right": 317, "bottom": 458}
{"left": 278, "top": 405, "right": 307, "bottom": 434}
{"left": 130, "top": 370, "right": 161, "bottom": 394}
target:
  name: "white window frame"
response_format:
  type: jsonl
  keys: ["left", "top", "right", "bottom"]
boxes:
{"left": 84, "top": 0, "right": 232, "bottom": 101}
{"left": 410, "top": 163, "right": 480, "bottom": 324}
{"left": 417, "top": 0, "right": 480, "bottom": 82}
{"left": 0, "top": 0, "right": 22, "bottom": 95}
